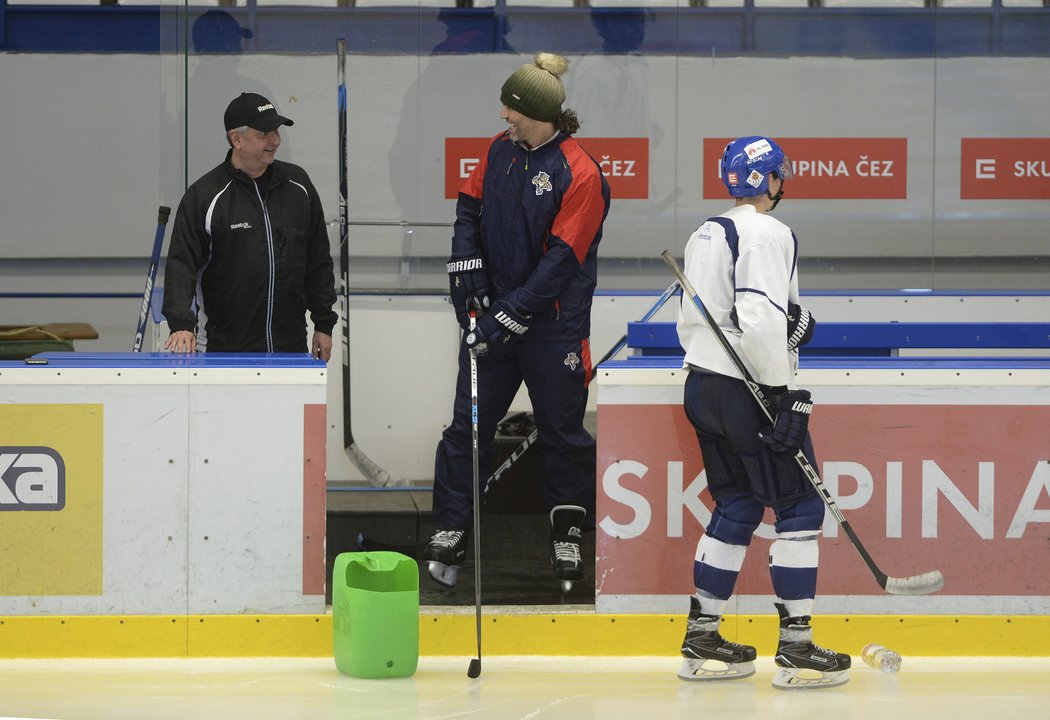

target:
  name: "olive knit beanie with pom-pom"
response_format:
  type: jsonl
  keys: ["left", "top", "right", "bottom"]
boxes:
{"left": 500, "top": 52, "right": 569, "bottom": 122}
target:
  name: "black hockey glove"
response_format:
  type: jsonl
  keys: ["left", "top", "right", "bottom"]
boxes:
{"left": 464, "top": 300, "right": 531, "bottom": 357}
{"left": 759, "top": 389, "right": 813, "bottom": 454}
{"left": 447, "top": 252, "right": 490, "bottom": 329}
{"left": 787, "top": 302, "right": 815, "bottom": 351}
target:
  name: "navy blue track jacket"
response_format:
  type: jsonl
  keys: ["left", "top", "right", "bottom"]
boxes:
{"left": 452, "top": 130, "right": 611, "bottom": 342}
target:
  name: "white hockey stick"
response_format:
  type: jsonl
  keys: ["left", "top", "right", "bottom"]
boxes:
{"left": 661, "top": 250, "right": 944, "bottom": 596}
{"left": 337, "top": 38, "right": 397, "bottom": 486}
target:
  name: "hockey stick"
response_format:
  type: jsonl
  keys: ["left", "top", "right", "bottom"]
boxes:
{"left": 467, "top": 311, "right": 483, "bottom": 679}
{"left": 337, "top": 38, "right": 395, "bottom": 487}
{"left": 660, "top": 250, "right": 944, "bottom": 596}
{"left": 481, "top": 280, "right": 681, "bottom": 495}
{"left": 132, "top": 205, "right": 171, "bottom": 352}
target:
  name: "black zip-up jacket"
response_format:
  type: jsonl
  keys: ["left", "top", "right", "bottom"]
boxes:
{"left": 162, "top": 151, "right": 337, "bottom": 353}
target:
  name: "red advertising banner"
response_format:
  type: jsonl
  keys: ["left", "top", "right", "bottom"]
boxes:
{"left": 960, "top": 138, "right": 1050, "bottom": 199}
{"left": 445, "top": 137, "right": 649, "bottom": 199}
{"left": 577, "top": 138, "right": 649, "bottom": 199}
{"left": 444, "top": 137, "right": 488, "bottom": 200}
{"left": 702, "top": 137, "right": 908, "bottom": 200}
{"left": 597, "top": 403, "right": 1050, "bottom": 598}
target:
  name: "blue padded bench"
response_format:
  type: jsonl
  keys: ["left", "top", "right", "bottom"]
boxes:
{"left": 625, "top": 321, "right": 1050, "bottom": 358}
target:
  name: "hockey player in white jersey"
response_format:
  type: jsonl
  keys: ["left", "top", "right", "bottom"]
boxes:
{"left": 675, "top": 136, "right": 850, "bottom": 689}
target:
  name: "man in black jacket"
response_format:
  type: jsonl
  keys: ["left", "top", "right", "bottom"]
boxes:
{"left": 163, "top": 92, "right": 337, "bottom": 360}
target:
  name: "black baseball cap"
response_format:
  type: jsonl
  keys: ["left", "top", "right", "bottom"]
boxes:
{"left": 223, "top": 92, "right": 294, "bottom": 132}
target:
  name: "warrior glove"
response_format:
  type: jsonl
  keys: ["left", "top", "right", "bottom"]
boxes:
{"left": 464, "top": 300, "right": 531, "bottom": 357}
{"left": 447, "top": 252, "right": 490, "bottom": 329}
{"left": 787, "top": 303, "right": 815, "bottom": 351}
{"left": 759, "top": 389, "right": 813, "bottom": 454}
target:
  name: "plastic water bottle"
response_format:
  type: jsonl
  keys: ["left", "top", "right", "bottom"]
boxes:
{"left": 861, "top": 643, "right": 902, "bottom": 674}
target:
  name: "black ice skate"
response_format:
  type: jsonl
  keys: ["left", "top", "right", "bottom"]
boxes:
{"left": 772, "top": 602, "right": 851, "bottom": 689}
{"left": 677, "top": 596, "right": 757, "bottom": 681}
{"left": 423, "top": 528, "right": 468, "bottom": 588}
{"left": 549, "top": 505, "right": 586, "bottom": 594}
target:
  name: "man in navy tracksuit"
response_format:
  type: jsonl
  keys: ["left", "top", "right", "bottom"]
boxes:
{"left": 425, "top": 52, "right": 611, "bottom": 592}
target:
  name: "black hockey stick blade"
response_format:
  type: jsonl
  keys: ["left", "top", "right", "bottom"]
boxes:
{"left": 660, "top": 250, "right": 945, "bottom": 596}
{"left": 467, "top": 657, "right": 481, "bottom": 679}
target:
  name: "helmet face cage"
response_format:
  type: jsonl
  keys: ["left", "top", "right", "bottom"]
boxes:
{"left": 719, "top": 136, "right": 792, "bottom": 197}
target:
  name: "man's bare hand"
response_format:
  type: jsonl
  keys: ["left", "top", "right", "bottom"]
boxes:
{"left": 311, "top": 332, "right": 333, "bottom": 362}
{"left": 165, "top": 330, "right": 197, "bottom": 354}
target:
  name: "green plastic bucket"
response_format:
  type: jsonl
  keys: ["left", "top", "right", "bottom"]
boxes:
{"left": 332, "top": 551, "right": 419, "bottom": 678}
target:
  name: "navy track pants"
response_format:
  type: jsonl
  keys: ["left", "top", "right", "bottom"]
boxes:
{"left": 431, "top": 337, "right": 596, "bottom": 530}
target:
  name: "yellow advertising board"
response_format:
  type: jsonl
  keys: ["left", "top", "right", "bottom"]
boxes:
{"left": 0, "top": 404, "right": 103, "bottom": 595}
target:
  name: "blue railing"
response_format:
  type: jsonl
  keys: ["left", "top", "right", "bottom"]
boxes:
{"left": 1, "top": 3, "right": 1048, "bottom": 56}
{"left": 625, "top": 320, "right": 1050, "bottom": 358}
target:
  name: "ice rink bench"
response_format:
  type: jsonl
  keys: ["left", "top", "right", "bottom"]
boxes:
{"left": 624, "top": 321, "right": 1050, "bottom": 358}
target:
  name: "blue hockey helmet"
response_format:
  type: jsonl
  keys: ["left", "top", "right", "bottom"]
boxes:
{"left": 719, "top": 136, "right": 794, "bottom": 198}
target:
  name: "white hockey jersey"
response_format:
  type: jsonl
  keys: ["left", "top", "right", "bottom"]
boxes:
{"left": 676, "top": 203, "right": 801, "bottom": 387}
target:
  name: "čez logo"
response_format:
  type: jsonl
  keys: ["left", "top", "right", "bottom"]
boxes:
{"left": 0, "top": 447, "right": 65, "bottom": 511}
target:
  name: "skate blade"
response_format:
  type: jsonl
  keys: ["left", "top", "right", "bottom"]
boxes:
{"left": 677, "top": 658, "right": 755, "bottom": 682}
{"left": 553, "top": 565, "right": 582, "bottom": 595}
{"left": 772, "top": 667, "right": 849, "bottom": 690}
{"left": 426, "top": 561, "right": 459, "bottom": 588}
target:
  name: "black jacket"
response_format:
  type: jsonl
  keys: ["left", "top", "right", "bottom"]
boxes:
{"left": 162, "top": 151, "right": 337, "bottom": 352}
